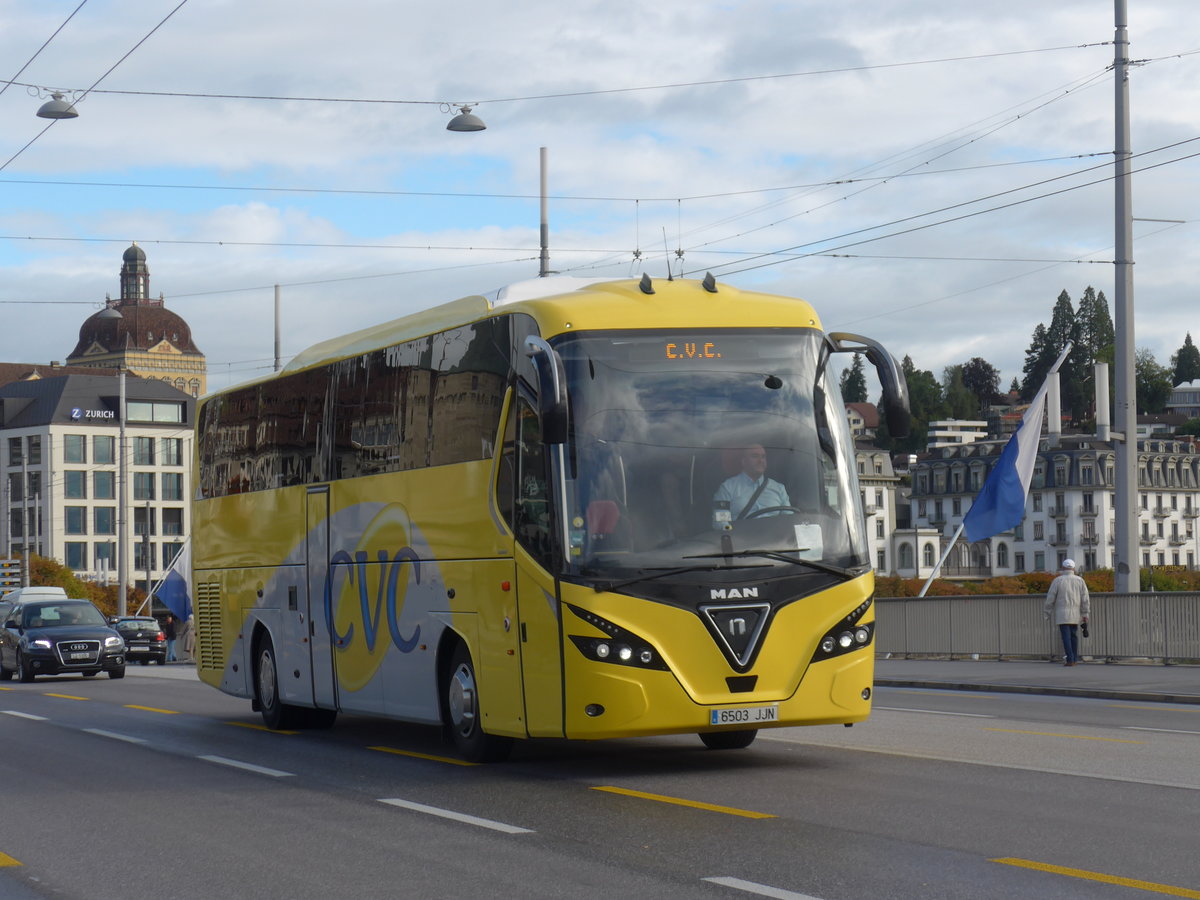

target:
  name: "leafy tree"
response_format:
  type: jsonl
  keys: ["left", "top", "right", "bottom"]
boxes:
{"left": 960, "top": 357, "right": 1001, "bottom": 413}
{"left": 1179, "top": 418, "right": 1200, "bottom": 438}
{"left": 942, "top": 365, "right": 978, "bottom": 419}
{"left": 894, "top": 355, "right": 946, "bottom": 453}
{"left": 1136, "top": 347, "right": 1173, "bottom": 413}
{"left": 1170, "top": 333, "right": 1200, "bottom": 386}
{"left": 839, "top": 353, "right": 868, "bottom": 403}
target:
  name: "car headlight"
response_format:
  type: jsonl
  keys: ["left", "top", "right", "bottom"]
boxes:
{"left": 104, "top": 636, "right": 124, "bottom": 649}
{"left": 31, "top": 639, "right": 52, "bottom": 650}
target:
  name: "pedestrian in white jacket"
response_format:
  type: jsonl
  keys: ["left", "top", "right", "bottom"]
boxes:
{"left": 1044, "top": 559, "right": 1091, "bottom": 666}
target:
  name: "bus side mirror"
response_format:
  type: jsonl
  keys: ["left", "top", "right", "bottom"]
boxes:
{"left": 828, "top": 332, "right": 911, "bottom": 439}
{"left": 524, "top": 336, "right": 570, "bottom": 444}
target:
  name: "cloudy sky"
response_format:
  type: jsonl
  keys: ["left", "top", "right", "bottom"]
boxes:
{"left": 1, "top": 0, "right": 1197, "bottom": 394}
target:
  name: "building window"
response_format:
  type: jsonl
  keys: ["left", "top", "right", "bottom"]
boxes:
{"left": 1085, "top": 551, "right": 1096, "bottom": 570}
{"left": 162, "top": 507, "right": 184, "bottom": 536}
{"left": 1034, "top": 521, "right": 1044, "bottom": 540}
{"left": 64, "top": 470, "right": 87, "bottom": 499}
{"left": 134, "top": 437, "right": 156, "bottom": 466}
{"left": 134, "top": 541, "right": 157, "bottom": 571}
{"left": 997, "top": 543, "right": 1009, "bottom": 567}
{"left": 94, "top": 507, "right": 116, "bottom": 535}
{"left": 877, "top": 550, "right": 886, "bottom": 571}
{"left": 1033, "top": 493, "right": 1043, "bottom": 512}
{"left": 952, "top": 498, "right": 962, "bottom": 516}
{"left": 64, "top": 434, "right": 87, "bottom": 464}
{"left": 161, "top": 437, "right": 183, "bottom": 466}
{"left": 1081, "top": 465, "right": 1094, "bottom": 485}
{"left": 65, "top": 506, "right": 87, "bottom": 535}
{"left": 1034, "top": 551, "right": 1045, "bottom": 570}
{"left": 133, "top": 471, "right": 156, "bottom": 501}
{"left": 875, "top": 518, "right": 885, "bottom": 539}
{"left": 1082, "top": 492, "right": 1094, "bottom": 513}
{"left": 94, "top": 542, "right": 115, "bottom": 567}
{"left": 7, "top": 472, "right": 23, "bottom": 502}
{"left": 65, "top": 542, "right": 87, "bottom": 570}
{"left": 134, "top": 507, "right": 156, "bottom": 536}
{"left": 923, "top": 543, "right": 936, "bottom": 567}
{"left": 93, "top": 435, "right": 115, "bottom": 464}
{"left": 1014, "top": 552, "right": 1025, "bottom": 573}
{"left": 900, "top": 543, "right": 914, "bottom": 568}
{"left": 7, "top": 437, "right": 22, "bottom": 466}
{"left": 161, "top": 472, "right": 184, "bottom": 501}
{"left": 127, "top": 400, "right": 184, "bottom": 424}
{"left": 25, "top": 436, "right": 41, "bottom": 465}
{"left": 94, "top": 471, "right": 115, "bottom": 499}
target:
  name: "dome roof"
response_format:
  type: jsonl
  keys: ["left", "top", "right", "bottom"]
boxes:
{"left": 123, "top": 242, "right": 146, "bottom": 263}
{"left": 68, "top": 304, "right": 202, "bottom": 360}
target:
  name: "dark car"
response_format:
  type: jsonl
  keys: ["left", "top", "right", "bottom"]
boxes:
{"left": 0, "top": 599, "right": 126, "bottom": 682}
{"left": 111, "top": 616, "right": 167, "bottom": 665}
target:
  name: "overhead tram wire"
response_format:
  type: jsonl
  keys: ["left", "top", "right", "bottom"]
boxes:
{"left": 701, "top": 142, "right": 1200, "bottom": 279}
{"left": 0, "top": 0, "right": 91, "bottom": 101}
{"left": 0, "top": 41, "right": 1111, "bottom": 111}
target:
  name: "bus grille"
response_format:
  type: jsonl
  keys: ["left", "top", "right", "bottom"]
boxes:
{"left": 196, "top": 581, "right": 225, "bottom": 673}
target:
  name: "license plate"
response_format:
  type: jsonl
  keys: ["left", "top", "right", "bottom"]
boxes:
{"left": 129, "top": 646, "right": 147, "bottom": 652}
{"left": 709, "top": 704, "right": 779, "bottom": 726}
{"left": 70, "top": 651, "right": 92, "bottom": 660}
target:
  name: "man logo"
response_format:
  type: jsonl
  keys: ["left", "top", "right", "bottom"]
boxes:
{"left": 710, "top": 587, "right": 759, "bottom": 600}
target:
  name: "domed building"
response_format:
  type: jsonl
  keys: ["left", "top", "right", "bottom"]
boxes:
{"left": 66, "top": 243, "right": 206, "bottom": 396}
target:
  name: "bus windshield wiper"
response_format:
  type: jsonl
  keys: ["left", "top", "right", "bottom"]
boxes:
{"left": 590, "top": 563, "right": 772, "bottom": 593}
{"left": 683, "top": 548, "right": 858, "bottom": 579}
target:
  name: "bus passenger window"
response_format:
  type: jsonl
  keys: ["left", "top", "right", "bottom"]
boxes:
{"left": 514, "top": 401, "right": 553, "bottom": 566}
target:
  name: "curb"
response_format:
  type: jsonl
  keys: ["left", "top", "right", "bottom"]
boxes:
{"left": 874, "top": 678, "right": 1200, "bottom": 706}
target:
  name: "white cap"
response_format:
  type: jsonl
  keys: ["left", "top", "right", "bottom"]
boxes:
{"left": 1062, "top": 559, "right": 1076, "bottom": 569}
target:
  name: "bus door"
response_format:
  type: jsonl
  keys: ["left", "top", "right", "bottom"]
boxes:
{"left": 510, "top": 399, "right": 564, "bottom": 737}
{"left": 306, "top": 487, "right": 338, "bottom": 710}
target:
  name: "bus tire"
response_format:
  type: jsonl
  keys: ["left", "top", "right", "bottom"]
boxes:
{"left": 699, "top": 729, "right": 758, "bottom": 750}
{"left": 444, "top": 642, "right": 513, "bottom": 763}
{"left": 255, "top": 633, "right": 303, "bottom": 730}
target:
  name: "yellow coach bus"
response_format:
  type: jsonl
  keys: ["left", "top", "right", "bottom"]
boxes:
{"left": 192, "top": 274, "right": 909, "bottom": 761}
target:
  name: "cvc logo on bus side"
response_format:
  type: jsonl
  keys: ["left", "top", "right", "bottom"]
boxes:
{"left": 323, "top": 548, "right": 422, "bottom": 655}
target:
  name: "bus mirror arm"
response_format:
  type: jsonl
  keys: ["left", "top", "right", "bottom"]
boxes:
{"left": 524, "top": 336, "right": 570, "bottom": 444}
{"left": 827, "top": 332, "right": 911, "bottom": 439}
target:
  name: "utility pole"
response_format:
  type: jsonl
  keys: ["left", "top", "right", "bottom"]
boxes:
{"left": 1112, "top": 0, "right": 1139, "bottom": 592}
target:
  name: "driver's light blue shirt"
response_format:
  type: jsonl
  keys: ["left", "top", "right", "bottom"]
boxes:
{"left": 713, "top": 473, "right": 791, "bottom": 521}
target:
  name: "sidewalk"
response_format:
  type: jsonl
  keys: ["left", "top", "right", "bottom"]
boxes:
{"left": 875, "top": 657, "right": 1200, "bottom": 705}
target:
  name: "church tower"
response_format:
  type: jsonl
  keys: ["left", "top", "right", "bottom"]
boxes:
{"left": 66, "top": 244, "right": 207, "bottom": 396}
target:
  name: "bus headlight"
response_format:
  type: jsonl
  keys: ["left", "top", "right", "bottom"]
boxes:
{"left": 811, "top": 599, "right": 874, "bottom": 663}
{"left": 595, "top": 642, "right": 610, "bottom": 659}
{"left": 567, "top": 605, "right": 669, "bottom": 671}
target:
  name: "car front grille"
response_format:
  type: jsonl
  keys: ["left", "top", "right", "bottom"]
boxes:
{"left": 55, "top": 640, "right": 101, "bottom": 666}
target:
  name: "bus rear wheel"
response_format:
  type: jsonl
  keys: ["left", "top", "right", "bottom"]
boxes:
{"left": 444, "top": 643, "right": 512, "bottom": 763}
{"left": 255, "top": 633, "right": 304, "bottom": 730}
{"left": 699, "top": 729, "right": 758, "bottom": 750}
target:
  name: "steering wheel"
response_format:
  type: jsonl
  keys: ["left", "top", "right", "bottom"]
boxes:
{"left": 744, "top": 505, "right": 805, "bottom": 519}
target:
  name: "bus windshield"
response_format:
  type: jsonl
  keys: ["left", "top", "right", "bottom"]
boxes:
{"left": 555, "top": 329, "right": 869, "bottom": 580}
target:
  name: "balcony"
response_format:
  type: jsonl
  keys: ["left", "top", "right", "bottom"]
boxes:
{"left": 1139, "top": 535, "right": 1158, "bottom": 546}
{"left": 1079, "top": 535, "right": 1099, "bottom": 546}
{"left": 1047, "top": 506, "right": 1069, "bottom": 518}
{"left": 1153, "top": 506, "right": 1170, "bottom": 518}
{"left": 1170, "top": 536, "right": 1188, "bottom": 546}
{"left": 1184, "top": 508, "right": 1199, "bottom": 519}
{"left": 1048, "top": 537, "right": 1072, "bottom": 547}
{"left": 1079, "top": 506, "right": 1099, "bottom": 517}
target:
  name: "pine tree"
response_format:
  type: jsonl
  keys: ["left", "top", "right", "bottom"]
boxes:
{"left": 1021, "top": 323, "right": 1054, "bottom": 400}
{"left": 839, "top": 353, "right": 868, "bottom": 403}
{"left": 1170, "top": 333, "right": 1200, "bottom": 386}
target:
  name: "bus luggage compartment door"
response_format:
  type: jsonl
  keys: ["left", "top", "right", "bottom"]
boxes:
{"left": 306, "top": 487, "right": 338, "bottom": 710}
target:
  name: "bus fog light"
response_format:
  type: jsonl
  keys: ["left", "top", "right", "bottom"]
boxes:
{"left": 855, "top": 628, "right": 870, "bottom": 644}
{"left": 595, "top": 642, "right": 610, "bottom": 659}
{"left": 617, "top": 645, "right": 633, "bottom": 662}
{"left": 585, "top": 704, "right": 605, "bottom": 717}
{"left": 821, "top": 636, "right": 835, "bottom": 654}
{"left": 838, "top": 632, "right": 854, "bottom": 649}
{"left": 862, "top": 688, "right": 871, "bottom": 700}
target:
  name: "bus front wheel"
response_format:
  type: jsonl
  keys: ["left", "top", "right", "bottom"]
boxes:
{"left": 699, "top": 729, "right": 758, "bottom": 750}
{"left": 444, "top": 643, "right": 513, "bottom": 763}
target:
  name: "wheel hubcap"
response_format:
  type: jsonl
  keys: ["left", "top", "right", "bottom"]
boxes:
{"left": 258, "top": 650, "right": 277, "bottom": 709}
{"left": 448, "top": 663, "right": 477, "bottom": 737}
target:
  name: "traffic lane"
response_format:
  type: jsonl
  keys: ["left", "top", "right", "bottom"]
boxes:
{"left": 6, "top": 690, "right": 1198, "bottom": 900}
{"left": 875, "top": 685, "right": 1200, "bottom": 733}
{"left": 780, "top": 703, "right": 1200, "bottom": 790}
{"left": 0, "top": 717, "right": 724, "bottom": 900}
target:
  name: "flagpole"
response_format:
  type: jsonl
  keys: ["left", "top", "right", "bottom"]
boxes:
{"left": 918, "top": 522, "right": 965, "bottom": 597}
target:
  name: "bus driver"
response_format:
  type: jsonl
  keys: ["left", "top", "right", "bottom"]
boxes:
{"left": 713, "top": 444, "right": 791, "bottom": 527}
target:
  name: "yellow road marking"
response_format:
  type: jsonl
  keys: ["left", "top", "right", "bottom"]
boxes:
{"left": 0, "top": 851, "right": 21, "bottom": 867}
{"left": 125, "top": 704, "right": 179, "bottom": 715}
{"left": 44, "top": 692, "right": 88, "bottom": 701}
{"left": 591, "top": 786, "right": 775, "bottom": 819}
{"left": 992, "top": 857, "right": 1200, "bottom": 898}
{"left": 985, "top": 727, "right": 1142, "bottom": 744}
{"left": 368, "top": 746, "right": 477, "bottom": 767}
{"left": 0, "top": 686, "right": 13, "bottom": 691}
{"left": 224, "top": 721, "right": 297, "bottom": 735}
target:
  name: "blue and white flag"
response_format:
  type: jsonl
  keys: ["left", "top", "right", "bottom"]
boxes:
{"left": 963, "top": 345, "right": 1072, "bottom": 544}
{"left": 155, "top": 541, "right": 192, "bottom": 621}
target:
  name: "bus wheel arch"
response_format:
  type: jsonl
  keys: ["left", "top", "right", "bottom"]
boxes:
{"left": 438, "top": 632, "right": 513, "bottom": 763}
{"left": 252, "top": 625, "right": 303, "bottom": 730}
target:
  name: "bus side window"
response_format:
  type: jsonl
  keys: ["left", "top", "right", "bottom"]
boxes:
{"left": 513, "top": 399, "right": 554, "bottom": 567}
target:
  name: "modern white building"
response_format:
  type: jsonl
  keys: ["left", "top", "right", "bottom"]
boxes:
{"left": 926, "top": 419, "right": 988, "bottom": 450}
{"left": 1, "top": 373, "right": 194, "bottom": 592}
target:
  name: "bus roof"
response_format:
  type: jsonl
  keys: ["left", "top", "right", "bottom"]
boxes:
{"left": 269, "top": 274, "right": 821, "bottom": 379}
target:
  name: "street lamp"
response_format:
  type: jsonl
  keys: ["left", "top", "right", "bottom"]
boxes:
{"left": 446, "top": 104, "right": 486, "bottom": 132}
{"left": 35, "top": 90, "right": 79, "bottom": 120}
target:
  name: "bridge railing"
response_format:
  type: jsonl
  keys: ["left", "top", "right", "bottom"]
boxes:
{"left": 874, "top": 593, "right": 1200, "bottom": 663}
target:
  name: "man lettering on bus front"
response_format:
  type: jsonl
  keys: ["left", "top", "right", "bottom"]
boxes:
{"left": 713, "top": 444, "right": 790, "bottom": 527}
